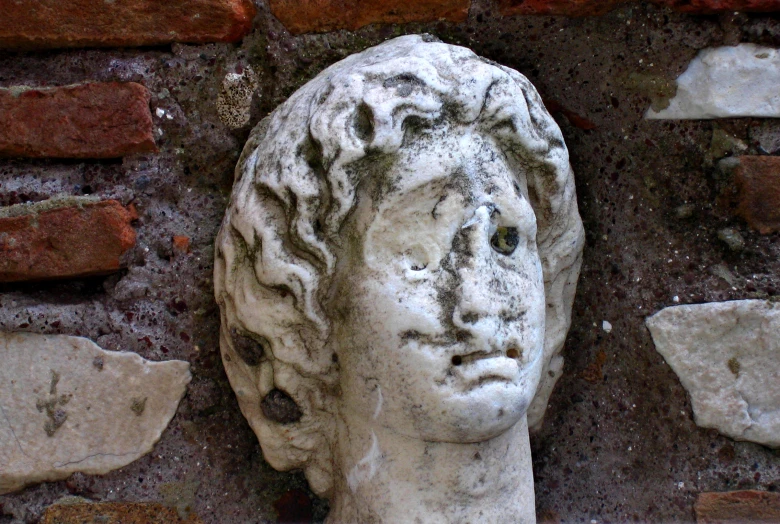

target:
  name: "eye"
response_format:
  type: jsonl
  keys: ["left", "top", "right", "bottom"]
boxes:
{"left": 490, "top": 226, "right": 519, "bottom": 256}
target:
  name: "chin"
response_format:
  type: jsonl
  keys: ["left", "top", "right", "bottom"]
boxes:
{"left": 414, "top": 382, "right": 534, "bottom": 443}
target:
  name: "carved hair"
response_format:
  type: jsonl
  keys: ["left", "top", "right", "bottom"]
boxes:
{"left": 214, "top": 34, "right": 584, "bottom": 497}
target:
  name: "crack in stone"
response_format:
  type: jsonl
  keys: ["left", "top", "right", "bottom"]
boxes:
{"left": 0, "top": 402, "right": 30, "bottom": 460}
{"left": 53, "top": 450, "right": 141, "bottom": 469}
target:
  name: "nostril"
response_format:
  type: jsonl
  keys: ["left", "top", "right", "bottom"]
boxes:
{"left": 506, "top": 348, "right": 520, "bottom": 359}
{"left": 451, "top": 355, "right": 463, "bottom": 366}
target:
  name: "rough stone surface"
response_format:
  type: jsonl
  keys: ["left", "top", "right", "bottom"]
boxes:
{"left": 646, "top": 44, "right": 780, "bottom": 119}
{"left": 733, "top": 156, "right": 780, "bottom": 234}
{"left": 752, "top": 121, "right": 780, "bottom": 155}
{"left": 0, "top": 82, "right": 156, "bottom": 159}
{"left": 695, "top": 490, "right": 780, "bottom": 523}
{"left": 40, "top": 501, "right": 204, "bottom": 523}
{"left": 0, "top": 0, "right": 256, "bottom": 50}
{"left": 647, "top": 300, "right": 780, "bottom": 448}
{"left": 216, "top": 66, "right": 259, "bottom": 130}
{"left": 268, "top": 0, "right": 469, "bottom": 33}
{"left": 0, "top": 332, "right": 191, "bottom": 495}
{"left": 215, "top": 35, "right": 583, "bottom": 522}
{"left": 0, "top": 197, "right": 136, "bottom": 282}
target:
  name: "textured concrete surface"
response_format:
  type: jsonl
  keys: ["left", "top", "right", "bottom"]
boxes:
{"left": 1, "top": 1, "right": 779, "bottom": 523}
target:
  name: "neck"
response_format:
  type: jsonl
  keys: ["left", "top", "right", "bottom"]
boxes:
{"left": 327, "top": 408, "right": 536, "bottom": 523}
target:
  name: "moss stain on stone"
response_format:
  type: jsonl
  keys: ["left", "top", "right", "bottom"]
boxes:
{"left": 130, "top": 397, "right": 148, "bottom": 416}
{"left": 727, "top": 357, "right": 741, "bottom": 377}
{"left": 0, "top": 195, "right": 101, "bottom": 219}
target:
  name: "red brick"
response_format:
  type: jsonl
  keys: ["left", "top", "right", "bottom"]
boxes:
{"left": 499, "top": 0, "right": 624, "bottom": 16}
{"left": 658, "top": 0, "right": 780, "bottom": 13}
{"left": 0, "top": 0, "right": 256, "bottom": 49}
{"left": 0, "top": 82, "right": 156, "bottom": 159}
{"left": 40, "top": 502, "right": 203, "bottom": 524}
{"left": 499, "top": 0, "right": 779, "bottom": 16}
{"left": 269, "top": 0, "right": 469, "bottom": 34}
{"left": 695, "top": 491, "right": 780, "bottom": 523}
{"left": 0, "top": 198, "right": 136, "bottom": 282}
{"left": 733, "top": 156, "right": 780, "bottom": 234}
{"left": 172, "top": 235, "right": 191, "bottom": 254}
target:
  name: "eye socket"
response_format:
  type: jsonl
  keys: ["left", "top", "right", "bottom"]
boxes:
{"left": 490, "top": 226, "right": 519, "bottom": 256}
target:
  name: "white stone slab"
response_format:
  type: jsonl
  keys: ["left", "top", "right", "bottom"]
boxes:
{"left": 646, "top": 44, "right": 780, "bottom": 120}
{"left": 0, "top": 332, "right": 191, "bottom": 494}
{"left": 646, "top": 300, "right": 780, "bottom": 448}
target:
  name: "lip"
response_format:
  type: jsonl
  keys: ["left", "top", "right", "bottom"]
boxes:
{"left": 451, "top": 354, "right": 520, "bottom": 386}
{"left": 456, "top": 349, "right": 504, "bottom": 364}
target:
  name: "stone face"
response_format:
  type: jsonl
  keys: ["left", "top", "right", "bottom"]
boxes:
{"left": 695, "top": 491, "right": 780, "bottom": 523}
{"left": 0, "top": 82, "right": 156, "bottom": 159}
{"left": 214, "top": 35, "right": 583, "bottom": 521}
{"left": 268, "top": 0, "right": 469, "bottom": 34}
{"left": 0, "top": 332, "right": 191, "bottom": 495}
{"left": 0, "top": 0, "right": 256, "bottom": 49}
{"left": 646, "top": 44, "right": 780, "bottom": 119}
{"left": 40, "top": 501, "right": 203, "bottom": 524}
{"left": 733, "top": 156, "right": 780, "bottom": 234}
{"left": 0, "top": 197, "right": 136, "bottom": 282}
{"left": 646, "top": 300, "right": 780, "bottom": 448}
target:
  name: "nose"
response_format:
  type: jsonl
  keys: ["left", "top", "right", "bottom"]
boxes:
{"left": 451, "top": 205, "right": 511, "bottom": 351}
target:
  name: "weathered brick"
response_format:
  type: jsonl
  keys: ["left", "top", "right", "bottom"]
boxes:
{"left": 695, "top": 490, "right": 780, "bottom": 523}
{"left": 173, "top": 235, "right": 191, "bottom": 254}
{"left": 268, "top": 0, "right": 469, "bottom": 34}
{"left": 40, "top": 502, "right": 203, "bottom": 524}
{"left": 0, "top": 82, "right": 156, "bottom": 159}
{"left": 0, "top": 198, "right": 136, "bottom": 282}
{"left": 499, "top": 0, "right": 779, "bottom": 16}
{"left": 0, "top": 0, "right": 256, "bottom": 49}
{"left": 659, "top": 0, "right": 780, "bottom": 13}
{"left": 499, "top": 0, "right": 624, "bottom": 16}
{"left": 733, "top": 156, "right": 780, "bottom": 234}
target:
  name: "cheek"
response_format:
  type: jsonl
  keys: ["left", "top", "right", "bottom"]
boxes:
{"left": 350, "top": 270, "right": 444, "bottom": 340}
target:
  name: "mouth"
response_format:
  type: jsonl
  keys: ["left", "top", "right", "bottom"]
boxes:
{"left": 450, "top": 347, "right": 521, "bottom": 367}
{"left": 448, "top": 348, "right": 524, "bottom": 387}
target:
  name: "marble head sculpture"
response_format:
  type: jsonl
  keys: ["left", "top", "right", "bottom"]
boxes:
{"left": 214, "top": 34, "right": 584, "bottom": 522}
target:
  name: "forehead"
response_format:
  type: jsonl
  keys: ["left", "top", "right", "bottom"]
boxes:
{"left": 380, "top": 126, "right": 523, "bottom": 201}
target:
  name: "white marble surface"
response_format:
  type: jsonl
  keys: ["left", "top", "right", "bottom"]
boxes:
{"left": 647, "top": 300, "right": 780, "bottom": 448}
{"left": 646, "top": 44, "right": 780, "bottom": 120}
{"left": 215, "top": 34, "right": 584, "bottom": 522}
{"left": 0, "top": 332, "right": 190, "bottom": 494}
